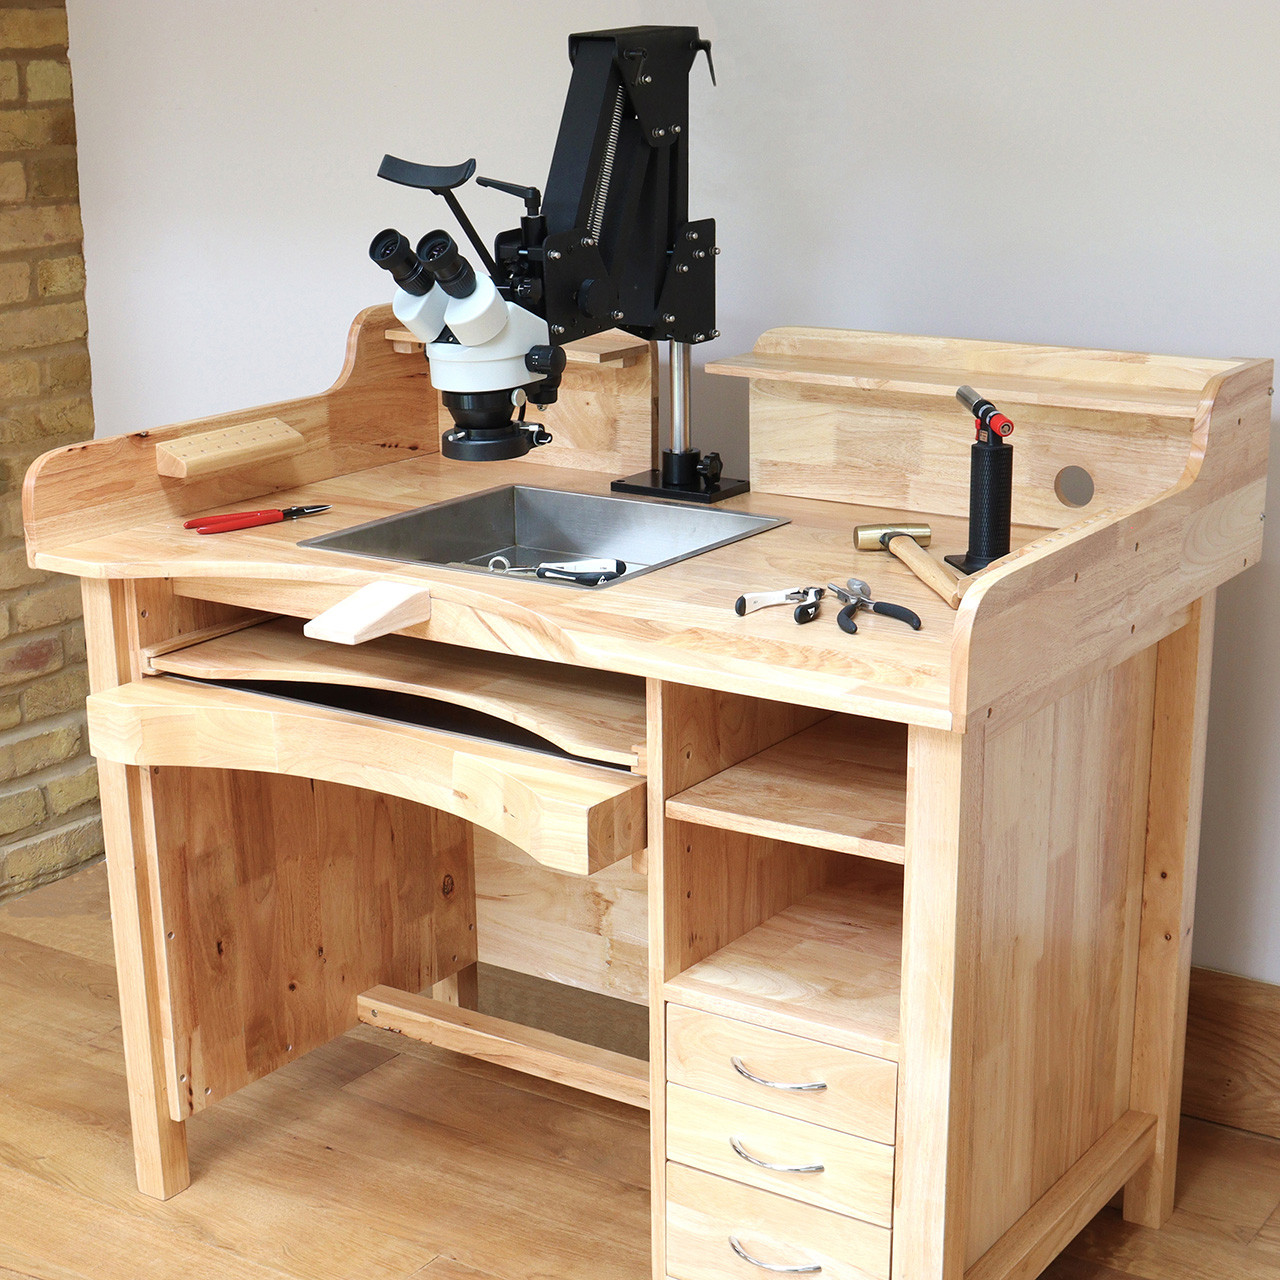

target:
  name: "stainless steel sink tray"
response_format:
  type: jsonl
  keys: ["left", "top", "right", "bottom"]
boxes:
{"left": 300, "top": 485, "right": 788, "bottom": 588}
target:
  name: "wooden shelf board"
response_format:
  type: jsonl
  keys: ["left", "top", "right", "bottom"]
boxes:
{"left": 149, "top": 615, "right": 647, "bottom": 770}
{"left": 705, "top": 351, "right": 1208, "bottom": 418}
{"left": 665, "top": 716, "right": 907, "bottom": 862}
{"left": 664, "top": 864, "right": 903, "bottom": 1061}
{"left": 385, "top": 326, "right": 648, "bottom": 367}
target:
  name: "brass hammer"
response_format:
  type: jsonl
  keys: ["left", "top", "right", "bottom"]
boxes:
{"left": 852, "top": 523, "right": 965, "bottom": 610}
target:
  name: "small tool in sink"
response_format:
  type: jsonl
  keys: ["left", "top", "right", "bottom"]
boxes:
{"left": 486, "top": 555, "right": 627, "bottom": 586}
{"left": 826, "top": 578, "right": 922, "bottom": 634}
{"left": 734, "top": 586, "right": 825, "bottom": 624}
{"left": 184, "top": 505, "right": 331, "bottom": 534}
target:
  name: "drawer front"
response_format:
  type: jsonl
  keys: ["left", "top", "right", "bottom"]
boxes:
{"left": 666, "top": 1084, "right": 893, "bottom": 1227}
{"left": 666, "top": 1162, "right": 890, "bottom": 1280}
{"left": 667, "top": 1004, "right": 896, "bottom": 1143}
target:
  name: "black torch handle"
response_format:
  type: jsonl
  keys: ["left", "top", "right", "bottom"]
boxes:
{"left": 966, "top": 436, "right": 1013, "bottom": 567}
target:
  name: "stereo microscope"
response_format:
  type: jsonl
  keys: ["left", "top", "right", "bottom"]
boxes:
{"left": 369, "top": 25, "right": 744, "bottom": 503}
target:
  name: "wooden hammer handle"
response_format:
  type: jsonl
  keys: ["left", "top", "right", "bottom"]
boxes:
{"left": 885, "top": 535, "right": 964, "bottom": 610}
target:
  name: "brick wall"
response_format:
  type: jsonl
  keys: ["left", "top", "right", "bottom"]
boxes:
{"left": 0, "top": 1, "right": 101, "bottom": 899}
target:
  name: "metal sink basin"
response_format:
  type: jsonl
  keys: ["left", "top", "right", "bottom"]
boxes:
{"left": 300, "top": 485, "right": 788, "bottom": 588}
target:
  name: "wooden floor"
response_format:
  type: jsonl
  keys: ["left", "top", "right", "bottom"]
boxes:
{"left": 1, "top": 864, "right": 1278, "bottom": 1280}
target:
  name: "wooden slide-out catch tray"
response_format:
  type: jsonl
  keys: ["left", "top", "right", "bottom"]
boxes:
{"left": 88, "top": 627, "right": 648, "bottom": 876}
{"left": 144, "top": 616, "right": 648, "bottom": 770}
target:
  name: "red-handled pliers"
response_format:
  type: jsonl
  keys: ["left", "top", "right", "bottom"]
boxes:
{"left": 183, "top": 504, "right": 331, "bottom": 534}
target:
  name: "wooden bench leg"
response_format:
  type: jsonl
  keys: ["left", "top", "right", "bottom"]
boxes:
{"left": 893, "top": 725, "right": 984, "bottom": 1280}
{"left": 432, "top": 964, "right": 479, "bottom": 1008}
{"left": 100, "top": 759, "right": 190, "bottom": 1199}
{"left": 429, "top": 814, "right": 479, "bottom": 1010}
{"left": 1125, "top": 595, "right": 1216, "bottom": 1227}
{"left": 82, "top": 578, "right": 189, "bottom": 1198}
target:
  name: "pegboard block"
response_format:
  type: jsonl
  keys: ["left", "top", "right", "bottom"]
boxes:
{"left": 155, "top": 417, "right": 306, "bottom": 480}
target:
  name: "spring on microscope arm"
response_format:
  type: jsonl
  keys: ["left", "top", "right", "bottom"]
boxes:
{"left": 587, "top": 85, "right": 626, "bottom": 242}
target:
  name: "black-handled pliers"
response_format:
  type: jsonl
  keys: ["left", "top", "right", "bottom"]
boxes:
{"left": 734, "top": 586, "right": 825, "bottom": 624}
{"left": 826, "top": 578, "right": 922, "bottom": 634}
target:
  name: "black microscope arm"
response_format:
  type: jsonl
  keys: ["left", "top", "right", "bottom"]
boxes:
{"left": 484, "top": 26, "right": 716, "bottom": 347}
{"left": 377, "top": 27, "right": 716, "bottom": 350}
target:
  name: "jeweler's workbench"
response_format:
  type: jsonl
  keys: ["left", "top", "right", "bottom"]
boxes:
{"left": 23, "top": 307, "right": 1269, "bottom": 1280}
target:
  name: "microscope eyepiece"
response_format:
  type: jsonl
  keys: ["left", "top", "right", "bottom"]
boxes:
{"left": 417, "top": 230, "right": 477, "bottom": 299}
{"left": 369, "top": 229, "right": 435, "bottom": 296}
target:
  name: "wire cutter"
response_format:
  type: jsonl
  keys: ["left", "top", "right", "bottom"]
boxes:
{"left": 826, "top": 578, "right": 922, "bottom": 634}
{"left": 183, "top": 505, "right": 331, "bottom": 535}
{"left": 734, "top": 586, "right": 825, "bottom": 624}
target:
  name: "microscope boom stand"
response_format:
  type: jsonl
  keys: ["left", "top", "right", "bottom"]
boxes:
{"left": 611, "top": 340, "right": 749, "bottom": 504}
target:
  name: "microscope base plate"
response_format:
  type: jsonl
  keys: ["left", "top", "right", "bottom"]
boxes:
{"left": 610, "top": 470, "right": 750, "bottom": 505}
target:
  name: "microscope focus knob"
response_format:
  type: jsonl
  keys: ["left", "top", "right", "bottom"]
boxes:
{"left": 525, "top": 345, "right": 567, "bottom": 376}
{"left": 576, "top": 276, "right": 618, "bottom": 320}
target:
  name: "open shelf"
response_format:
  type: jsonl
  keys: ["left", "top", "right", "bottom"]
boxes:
{"left": 664, "top": 860, "right": 903, "bottom": 1061}
{"left": 665, "top": 717, "right": 907, "bottom": 862}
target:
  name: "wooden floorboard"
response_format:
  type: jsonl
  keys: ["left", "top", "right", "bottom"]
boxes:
{"left": 1161, "top": 1117, "right": 1280, "bottom": 1245}
{"left": 0, "top": 863, "right": 1277, "bottom": 1280}
{"left": 412, "top": 1261, "right": 506, "bottom": 1280}
{"left": 0, "top": 857, "right": 115, "bottom": 967}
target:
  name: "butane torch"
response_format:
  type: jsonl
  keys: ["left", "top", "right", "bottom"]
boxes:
{"left": 945, "top": 385, "right": 1015, "bottom": 576}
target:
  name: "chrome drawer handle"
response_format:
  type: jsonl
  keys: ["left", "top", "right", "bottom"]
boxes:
{"left": 729, "top": 1235, "right": 822, "bottom": 1274}
{"left": 731, "top": 1135, "right": 825, "bottom": 1174}
{"left": 732, "top": 1055, "right": 828, "bottom": 1093}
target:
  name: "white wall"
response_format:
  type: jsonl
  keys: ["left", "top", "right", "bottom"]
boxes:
{"left": 65, "top": 1, "right": 1280, "bottom": 982}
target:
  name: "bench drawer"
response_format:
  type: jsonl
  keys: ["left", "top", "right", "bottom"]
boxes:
{"left": 666, "top": 1162, "right": 890, "bottom": 1280}
{"left": 667, "top": 1004, "right": 896, "bottom": 1144}
{"left": 666, "top": 1084, "right": 894, "bottom": 1227}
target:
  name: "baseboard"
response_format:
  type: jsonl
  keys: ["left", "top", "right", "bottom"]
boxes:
{"left": 1182, "top": 965, "right": 1280, "bottom": 1140}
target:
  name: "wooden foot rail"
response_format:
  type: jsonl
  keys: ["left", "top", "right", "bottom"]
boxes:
{"left": 357, "top": 985, "right": 650, "bottom": 1110}
{"left": 965, "top": 1110, "right": 1157, "bottom": 1280}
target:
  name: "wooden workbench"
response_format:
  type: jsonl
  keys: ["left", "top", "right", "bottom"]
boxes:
{"left": 23, "top": 307, "right": 1269, "bottom": 1280}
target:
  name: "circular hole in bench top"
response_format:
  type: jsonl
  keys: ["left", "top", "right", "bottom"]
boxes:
{"left": 1054, "top": 464, "right": 1095, "bottom": 508}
